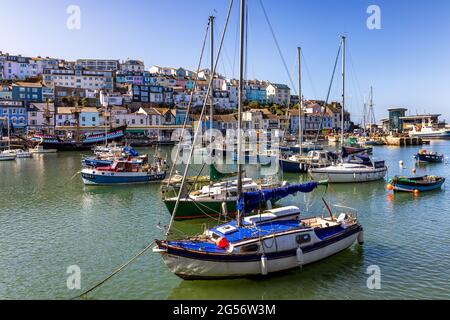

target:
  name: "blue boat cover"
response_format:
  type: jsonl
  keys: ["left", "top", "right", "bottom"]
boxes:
{"left": 238, "top": 181, "right": 318, "bottom": 214}
{"left": 123, "top": 146, "right": 139, "bottom": 157}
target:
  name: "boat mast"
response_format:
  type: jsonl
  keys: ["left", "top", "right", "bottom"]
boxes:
{"left": 237, "top": 0, "right": 245, "bottom": 227}
{"left": 369, "top": 86, "right": 373, "bottom": 137}
{"left": 297, "top": 46, "right": 303, "bottom": 155}
{"left": 340, "top": 36, "right": 346, "bottom": 147}
{"left": 209, "top": 15, "right": 215, "bottom": 149}
{"left": 7, "top": 113, "right": 11, "bottom": 150}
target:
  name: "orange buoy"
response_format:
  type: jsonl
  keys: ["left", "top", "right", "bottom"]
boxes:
{"left": 413, "top": 189, "right": 420, "bottom": 195}
{"left": 387, "top": 183, "right": 394, "bottom": 191}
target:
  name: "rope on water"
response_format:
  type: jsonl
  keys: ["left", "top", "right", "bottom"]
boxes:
{"left": 71, "top": 240, "right": 155, "bottom": 299}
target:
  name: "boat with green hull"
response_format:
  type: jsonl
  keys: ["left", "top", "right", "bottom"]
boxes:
{"left": 163, "top": 177, "right": 285, "bottom": 220}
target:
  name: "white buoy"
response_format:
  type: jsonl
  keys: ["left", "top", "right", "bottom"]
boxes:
{"left": 221, "top": 202, "right": 228, "bottom": 217}
{"left": 296, "top": 246, "right": 304, "bottom": 267}
{"left": 399, "top": 160, "right": 404, "bottom": 167}
{"left": 260, "top": 255, "right": 268, "bottom": 275}
{"left": 358, "top": 230, "right": 364, "bottom": 245}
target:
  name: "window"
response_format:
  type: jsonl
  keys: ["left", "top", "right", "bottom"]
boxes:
{"left": 82, "top": 117, "right": 86, "bottom": 122}
{"left": 140, "top": 119, "right": 144, "bottom": 125}
{"left": 296, "top": 233, "right": 311, "bottom": 244}
{"left": 131, "top": 119, "right": 135, "bottom": 124}
{"left": 92, "top": 117, "right": 96, "bottom": 122}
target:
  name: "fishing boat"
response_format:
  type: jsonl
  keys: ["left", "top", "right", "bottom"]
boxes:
{"left": 414, "top": 149, "right": 444, "bottom": 163}
{"left": 0, "top": 151, "right": 16, "bottom": 161}
{"left": 81, "top": 158, "right": 166, "bottom": 185}
{"left": 310, "top": 159, "right": 387, "bottom": 183}
{"left": 280, "top": 150, "right": 336, "bottom": 173}
{"left": 154, "top": 181, "right": 364, "bottom": 279}
{"left": 30, "top": 144, "right": 57, "bottom": 154}
{"left": 387, "top": 175, "right": 445, "bottom": 192}
{"left": 82, "top": 146, "right": 145, "bottom": 167}
{"left": 10, "top": 149, "right": 32, "bottom": 158}
{"left": 409, "top": 120, "right": 450, "bottom": 139}
{"left": 163, "top": 177, "right": 287, "bottom": 220}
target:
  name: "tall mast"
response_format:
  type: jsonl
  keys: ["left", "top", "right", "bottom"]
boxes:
{"left": 209, "top": 15, "right": 215, "bottom": 148}
{"left": 297, "top": 47, "right": 303, "bottom": 155}
{"left": 7, "top": 113, "right": 11, "bottom": 150}
{"left": 237, "top": 0, "right": 245, "bottom": 227}
{"left": 369, "top": 86, "right": 373, "bottom": 136}
{"left": 340, "top": 36, "right": 346, "bottom": 146}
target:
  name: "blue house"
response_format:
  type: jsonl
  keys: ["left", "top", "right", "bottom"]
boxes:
{"left": 245, "top": 85, "right": 267, "bottom": 105}
{"left": 79, "top": 107, "right": 100, "bottom": 127}
{"left": 0, "top": 100, "right": 27, "bottom": 133}
{"left": 12, "top": 82, "right": 44, "bottom": 105}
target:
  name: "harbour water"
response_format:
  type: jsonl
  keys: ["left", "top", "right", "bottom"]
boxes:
{"left": 1, "top": 142, "right": 449, "bottom": 299}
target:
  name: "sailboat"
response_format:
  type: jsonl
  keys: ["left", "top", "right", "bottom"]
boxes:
{"left": 0, "top": 118, "right": 17, "bottom": 161}
{"left": 154, "top": 1, "right": 364, "bottom": 279}
{"left": 309, "top": 36, "right": 387, "bottom": 183}
{"left": 279, "top": 48, "right": 329, "bottom": 173}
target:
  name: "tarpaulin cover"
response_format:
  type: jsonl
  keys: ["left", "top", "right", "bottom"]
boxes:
{"left": 237, "top": 181, "right": 319, "bottom": 214}
{"left": 123, "top": 146, "right": 139, "bottom": 157}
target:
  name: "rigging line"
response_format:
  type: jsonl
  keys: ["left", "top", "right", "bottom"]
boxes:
{"left": 165, "top": 20, "right": 210, "bottom": 189}
{"left": 166, "top": 0, "right": 235, "bottom": 237}
{"left": 258, "top": 0, "right": 297, "bottom": 96}
{"left": 300, "top": 50, "right": 318, "bottom": 99}
{"left": 72, "top": 240, "right": 155, "bottom": 299}
{"left": 232, "top": 12, "right": 240, "bottom": 79}
{"left": 314, "top": 43, "right": 342, "bottom": 143}
{"left": 347, "top": 48, "right": 364, "bottom": 107}
{"left": 214, "top": 27, "right": 231, "bottom": 79}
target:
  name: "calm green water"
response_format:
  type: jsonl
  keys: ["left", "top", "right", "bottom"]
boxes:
{"left": 1, "top": 142, "right": 449, "bottom": 300}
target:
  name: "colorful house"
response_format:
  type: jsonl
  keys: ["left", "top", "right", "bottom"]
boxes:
{"left": 12, "top": 82, "right": 44, "bottom": 104}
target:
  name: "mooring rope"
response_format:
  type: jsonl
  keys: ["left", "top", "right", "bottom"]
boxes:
{"left": 71, "top": 240, "right": 155, "bottom": 299}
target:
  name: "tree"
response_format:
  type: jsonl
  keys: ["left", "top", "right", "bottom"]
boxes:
{"left": 248, "top": 101, "right": 260, "bottom": 109}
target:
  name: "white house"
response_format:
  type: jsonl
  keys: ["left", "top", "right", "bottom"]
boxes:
{"left": 27, "top": 102, "right": 55, "bottom": 132}
{"left": 266, "top": 83, "right": 290, "bottom": 106}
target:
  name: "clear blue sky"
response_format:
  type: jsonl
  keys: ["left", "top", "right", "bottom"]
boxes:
{"left": 1, "top": 0, "right": 449, "bottom": 123}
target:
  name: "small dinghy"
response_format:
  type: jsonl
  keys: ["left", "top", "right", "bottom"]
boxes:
{"left": 414, "top": 149, "right": 444, "bottom": 163}
{"left": 388, "top": 175, "right": 445, "bottom": 192}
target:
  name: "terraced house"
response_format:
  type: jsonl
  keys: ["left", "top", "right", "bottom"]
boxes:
{"left": 266, "top": 83, "right": 290, "bottom": 106}
{"left": 43, "top": 66, "right": 113, "bottom": 91}
{"left": 12, "top": 82, "right": 44, "bottom": 104}
{"left": 0, "top": 100, "right": 27, "bottom": 132}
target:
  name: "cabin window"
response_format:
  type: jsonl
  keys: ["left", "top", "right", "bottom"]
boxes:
{"left": 210, "top": 233, "right": 221, "bottom": 240}
{"left": 240, "top": 244, "right": 259, "bottom": 253}
{"left": 296, "top": 233, "right": 311, "bottom": 244}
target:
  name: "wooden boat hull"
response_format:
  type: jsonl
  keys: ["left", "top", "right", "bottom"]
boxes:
{"left": 279, "top": 158, "right": 307, "bottom": 173}
{"left": 310, "top": 166, "right": 387, "bottom": 183}
{"left": 390, "top": 176, "right": 445, "bottom": 192}
{"left": 414, "top": 153, "right": 444, "bottom": 163}
{"left": 81, "top": 169, "right": 166, "bottom": 185}
{"left": 156, "top": 225, "right": 362, "bottom": 279}
{"left": 164, "top": 199, "right": 238, "bottom": 220}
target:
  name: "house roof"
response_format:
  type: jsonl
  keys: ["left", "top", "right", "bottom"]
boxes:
{"left": 57, "top": 107, "right": 75, "bottom": 115}
{"left": 13, "top": 81, "right": 44, "bottom": 88}
{"left": 269, "top": 83, "right": 290, "bottom": 89}
{"left": 213, "top": 114, "right": 237, "bottom": 122}
{"left": 28, "top": 102, "right": 55, "bottom": 112}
